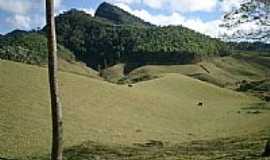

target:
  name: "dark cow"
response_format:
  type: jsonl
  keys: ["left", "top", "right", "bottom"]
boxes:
{"left": 197, "top": 102, "right": 203, "bottom": 107}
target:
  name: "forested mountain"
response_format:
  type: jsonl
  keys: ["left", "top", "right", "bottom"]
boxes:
{"left": 47, "top": 3, "right": 230, "bottom": 69}
{"left": 1, "top": 2, "right": 230, "bottom": 70}
{"left": 0, "top": 31, "right": 74, "bottom": 65}
{"left": 95, "top": 2, "right": 153, "bottom": 27}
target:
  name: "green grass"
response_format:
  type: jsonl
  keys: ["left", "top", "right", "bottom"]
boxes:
{"left": 0, "top": 60, "right": 270, "bottom": 159}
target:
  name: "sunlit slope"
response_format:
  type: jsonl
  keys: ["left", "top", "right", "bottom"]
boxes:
{"left": 129, "top": 55, "right": 270, "bottom": 87}
{"left": 58, "top": 59, "right": 100, "bottom": 79}
{"left": 0, "top": 60, "right": 270, "bottom": 158}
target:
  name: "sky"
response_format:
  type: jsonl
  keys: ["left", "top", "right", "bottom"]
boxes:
{"left": 0, "top": 0, "right": 243, "bottom": 37}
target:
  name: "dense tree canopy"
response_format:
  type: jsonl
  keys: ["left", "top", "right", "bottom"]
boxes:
{"left": 0, "top": 31, "right": 74, "bottom": 65}
{"left": 50, "top": 8, "right": 230, "bottom": 69}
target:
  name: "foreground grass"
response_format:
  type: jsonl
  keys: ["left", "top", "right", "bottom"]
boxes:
{"left": 27, "top": 133, "right": 270, "bottom": 160}
{"left": 1, "top": 60, "right": 270, "bottom": 158}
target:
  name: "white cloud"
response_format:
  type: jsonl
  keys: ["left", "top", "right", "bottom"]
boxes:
{"left": 0, "top": 0, "right": 31, "bottom": 14}
{"left": 170, "top": 0, "right": 218, "bottom": 12}
{"left": 114, "top": 3, "right": 134, "bottom": 12}
{"left": 1, "top": 0, "right": 64, "bottom": 33}
{"left": 106, "top": 0, "right": 141, "bottom": 5}
{"left": 80, "top": 8, "right": 96, "bottom": 16}
{"left": 142, "top": 0, "right": 165, "bottom": 9}
{"left": 183, "top": 19, "right": 222, "bottom": 37}
{"left": 110, "top": 0, "right": 218, "bottom": 12}
{"left": 0, "top": 0, "right": 63, "bottom": 14}
{"left": 219, "top": 0, "right": 243, "bottom": 12}
{"left": 115, "top": 3, "right": 222, "bottom": 37}
{"left": 55, "top": 0, "right": 63, "bottom": 9}
{"left": 108, "top": 0, "right": 247, "bottom": 13}
{"left": 6, "top": 15, "right": 31, "bottom": 29}
{"left": 111, "top": 1, "right": 251, "bottom": 37}
{"left": 0, "top": 0, "right": 244, "bottom": 36}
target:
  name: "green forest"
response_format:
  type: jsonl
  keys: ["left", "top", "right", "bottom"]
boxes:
{"left": 0, "top": 31, "right": 74, "bottom": 65}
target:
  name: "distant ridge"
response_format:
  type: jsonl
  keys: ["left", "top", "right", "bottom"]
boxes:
{"left": 95, "top": 2, "right": 153, "bottom": 27}
{"left": 5, "top": 29, "right": 28, "bottom": 37}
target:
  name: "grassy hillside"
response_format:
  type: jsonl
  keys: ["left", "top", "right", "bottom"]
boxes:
{"left": 121, "top": 54, "right": 270, "bottom": 88}
{"left": 57, "top": 59, "right": 100, "bottom": 79}
{"left": 101, "top": 63, "right": 125, "bottom": 83}
{"left": 1, "top": 60, "right": 270, "bottom": 159}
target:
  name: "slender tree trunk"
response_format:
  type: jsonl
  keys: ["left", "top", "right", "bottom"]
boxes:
{"left": 46, "top": 0, "right": 63, "bottom": 160}
{"left": 263, "top": 140, "right": 270, "bottom": 157}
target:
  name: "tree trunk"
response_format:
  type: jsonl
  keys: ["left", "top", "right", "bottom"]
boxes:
{"left": 263, "top": 140, "right": 270, "bottom": 157}
{"left": 46, "top": 1, "right": 63, "bottom": 160}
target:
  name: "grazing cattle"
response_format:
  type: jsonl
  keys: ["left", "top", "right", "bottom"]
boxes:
{"left": 197, "top": 102, "right": 203, "bottom": 107}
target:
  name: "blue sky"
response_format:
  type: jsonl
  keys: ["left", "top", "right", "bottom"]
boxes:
{"left": 0, "top": 0, "right": 242, "bottom": 37}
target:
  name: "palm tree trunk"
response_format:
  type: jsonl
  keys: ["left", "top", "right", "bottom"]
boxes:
{"left": 46, "top": 0, "right": 63, "bottom": 160}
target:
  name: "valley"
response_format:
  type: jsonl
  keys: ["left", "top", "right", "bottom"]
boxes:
{"left": 0, "top": 59, "right": 270, "bottom": 159}
{"left": 0, "top": 0, "right": 270, "bottom": 159}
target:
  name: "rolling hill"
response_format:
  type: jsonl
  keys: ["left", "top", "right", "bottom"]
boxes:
{"left": 0, "top": 1, "right": 270, "bottom": 159}
{"left": 102, "top": 54, "right": 270, "bottom": 87}
{"left": 1, "top": 60, "right": 270, "bottom": 159}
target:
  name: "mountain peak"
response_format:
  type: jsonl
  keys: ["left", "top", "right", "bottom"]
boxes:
{"left": 95, "top": 2, "right": 153, "bottom": 27}
{"left": 98, "top": 1, "right": 112, "bottom": 8}
{"left": 6, "top": 29, "right": 28, "bottom": 37}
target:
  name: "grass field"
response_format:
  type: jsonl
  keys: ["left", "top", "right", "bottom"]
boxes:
{"left": 0, "top": 60, "right": 270, "bottom": 159}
